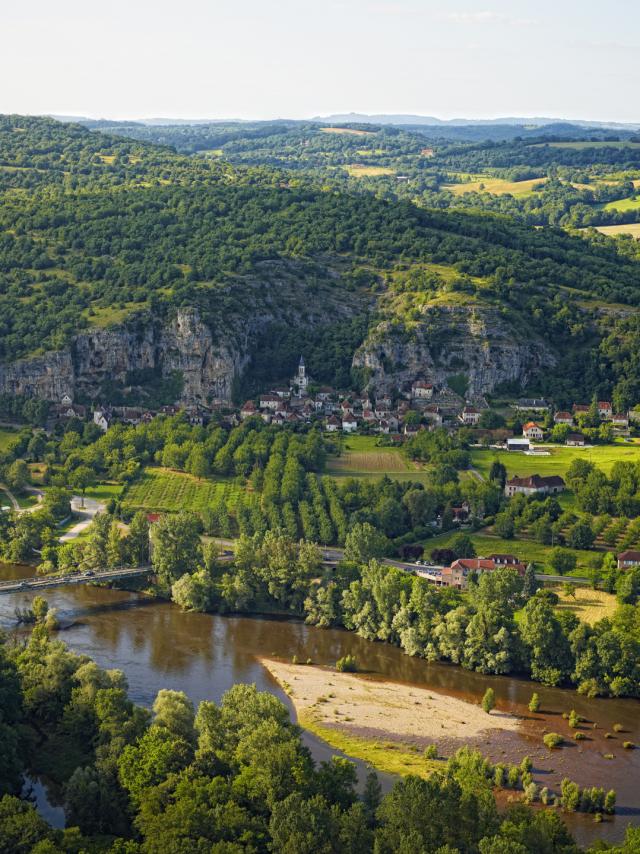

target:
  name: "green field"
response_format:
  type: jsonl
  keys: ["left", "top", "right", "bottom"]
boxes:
{"left": 532, "top": 141, "right": 640, "bottom": 150}
{"left": 423, "top": 530, "right": 595, "bottom": 574}
{"left": 443, "top": 176, "right": 547, "bottom": 197}
{"left": 602, "top": 196, "right": 640, "bottom": 213}
{"left": 0, "top": 429, "right": 19, "bottom": 451}
{"left": 84, "top": 482, "right": 125, "bottom": 503}
{"left": 121, "top": 467, "right": 243, "bottom": 513}
{"left": 471, "top": 441, "right": 640, "bottom": 480}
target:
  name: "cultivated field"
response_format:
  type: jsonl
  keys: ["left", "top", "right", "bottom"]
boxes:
{"left": 344, "top": 164, "right": 395, "bottom": 178}
{"left": 327, "top": 435, "right": 409, "bottom": 476}
{"left": 470, "top": 441, "right": 640, "bottom": 480}
{"left": 121, "top": 467, "right": 242, "bottom": 513}
{"left": 594, "top": 223, "right": 640, "bottom": 239}
{"left": 443, "top": 176, "right": 547, "bottom": 197}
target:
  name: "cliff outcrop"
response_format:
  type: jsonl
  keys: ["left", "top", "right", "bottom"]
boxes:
{"left": 352, "top": 303, "right": 555, "bottom": 396}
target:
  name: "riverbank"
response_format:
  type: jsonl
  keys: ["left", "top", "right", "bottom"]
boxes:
{"left": 260, "top": 657, "right": 522, "bottom": 777}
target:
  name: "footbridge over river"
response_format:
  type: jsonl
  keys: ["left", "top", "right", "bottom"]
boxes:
{"left": 0, "top": 566, "right": 154, "bottom": 595}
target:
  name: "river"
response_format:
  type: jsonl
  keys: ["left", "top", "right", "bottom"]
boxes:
{"left": 1, "top": 562, "right": 638, "bottom": 848}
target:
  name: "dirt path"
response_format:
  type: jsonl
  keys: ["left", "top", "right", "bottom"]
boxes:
{"left": 0, "top": 484, "right": 20, "bottom": 511}
{"left": 59, "top": 496, "right": 105, "bottom": 542}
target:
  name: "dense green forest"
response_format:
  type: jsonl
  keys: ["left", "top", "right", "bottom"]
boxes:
{"left": 2, "top": 115, "right": 640, "bottom": 403}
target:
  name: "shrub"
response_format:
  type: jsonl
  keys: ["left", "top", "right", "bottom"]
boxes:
{"left": 605, "top": 789, "right": 616, "bottom": 814}
{"left": 528, "top": 692, "right": 540, "bottom": 713}
{"left": 568, "top": 710, "right": 583, "bottom": 729}
{"left": 543, "top": 732, "right": 563, "bottom": 749}
{"left": 540, "top": 787, "right": 550, "bottom": 805}
{"left": 520, "top": 756, "right": 532, "bottom": 774}
{"left": 561, "top": 778, "right": 580, "bottom": 811}
{"left": 507, "top": 765, "right": 520, "bottom": 788}
{"left": 482, "top": 688, "right": 495, "bottom": 714}
{"left": 424, "top": 744, "right": 438, "bottom": 760}
{"left": 623, "top": 741, "right": 635, "bottom": 750}
{"left": 336, "top": 654, "right": 358, "bottom": 673}
{"left": 612, "top": 723, "right": 624, "bottom": 733}
{"left": 604, "top": 732, "right": 614, "bottom": 739}
{"left": 574, "top": 732, "right": 586, "bottom": 741}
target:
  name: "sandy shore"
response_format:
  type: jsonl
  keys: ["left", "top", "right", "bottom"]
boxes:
{"left": 260, "top": 658, "right": 521, "bottom": 748}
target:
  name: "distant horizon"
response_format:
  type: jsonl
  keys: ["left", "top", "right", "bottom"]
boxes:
{"left": 3, "top": 2, "right": 639, "bottom": 124}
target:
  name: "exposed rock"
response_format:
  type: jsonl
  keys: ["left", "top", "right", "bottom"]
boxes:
{"left": 352, "top": 304, "right": 556, "bottom": 397}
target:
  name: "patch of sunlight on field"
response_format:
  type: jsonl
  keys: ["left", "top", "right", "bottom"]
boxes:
{"left": 555, "top": 586, "right": 618, "bottom": 626}
{"left": 345, "top": 164, "right": 395, "bottom": 178}
{"left": 443, "top": 176, "right": 547, "bottom": 197}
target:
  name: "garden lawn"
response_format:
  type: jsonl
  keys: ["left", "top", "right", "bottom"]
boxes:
{"left": 121, "top": 467, "right": 243, "bottom": 513}
{"left": 423, "top": 530, "right": 595, "bottom": 574}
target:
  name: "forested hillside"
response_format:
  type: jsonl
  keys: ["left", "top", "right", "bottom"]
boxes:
{"left": 2, "top": 115, "right": 640, "bottom": 403}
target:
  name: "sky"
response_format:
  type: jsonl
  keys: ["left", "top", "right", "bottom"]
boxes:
{"left": 3, "top": 0, "right": 639, "bottom": 123}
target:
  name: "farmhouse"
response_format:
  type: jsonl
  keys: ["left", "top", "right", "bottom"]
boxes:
{"left": 342, "top": 417, "right": 358, "bottom": 433}
{"left": 240, "top": 401, "right": 257, "bottom": 420}
{"left": 612, "top": 413, "right": 629, "bottom": 428}
{"left": 411, "top": 380, "right": 433, "bottom": 400}
{"left": 504, "top": 474, "right": 565, "bottom": 497}
{"left": 460, "top": 406, "right": 481, "bottom": 426}
{"left": 598, "top": 401, "right": 613, "bottom": 420}
{"left": 617, "top": 550, "right": 640, "bottom": 570}
{"left": 441, "top": 557, "right": 526, "bottom": 589}
{"left": 566, "top": 433, "right": 586, "bottom": 447}
{"left": 259, "top": 393, "right": 281, "bottom": 411}
{"left": 554, "top": 411, "right": 573, "bottom": 425}
{"left": 325, "top": 415, "right": 340, "bottom": 432}
{"left": 522, "top": 422, "right": 544, "bottom": 441}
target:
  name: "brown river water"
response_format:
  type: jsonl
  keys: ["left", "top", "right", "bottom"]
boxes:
{"left": 1, "top": 562, "right": 638, "bottom": 848}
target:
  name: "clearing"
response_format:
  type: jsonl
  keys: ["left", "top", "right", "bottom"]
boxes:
{"left": 554, "top": 586, "right": 618, "bottom": 626}
{"left": 443, "top": 176, "right": 547, "bottom": 197}
{"left": 121, "top": 467, "right": 243, "bottom": 513}
{"left": 344, "top": 164, "right": 395, "bottom": 178}
{"left": 601, "top": 196, "right": 640, "bottom": 213}
{"left": 262, "top": 658, "right": 520, "bottom": 778}
{"left": 0, "top": 428, "right": 19, "bottom": 451}
{"left": 593, "top": 223, "right": 640, "bottom": 239}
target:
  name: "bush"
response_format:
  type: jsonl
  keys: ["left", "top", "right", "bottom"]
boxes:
{"left": 574, "top": 732, "right": 586, "bottom": 741}
{"left": 613, "top": 723, "right": 624, "bottom": 732}
{"left": 482, "top": 688, "right": 495, "bottom": 714}
{"left": 623, "top": 741, "right": 635, "bottom": 750}
{"left": 568, "top": 710, "right": 584, "bottom": 729}
{"left": 543, "top": 732, "right": 563, "bottom": 749}
{"left": 336, "top": 654, "right": 358, "bottom": 673}
{"left": 424, "top": 744, "right": 438, "bottom": 760}
{"left": 528, "top": 692, "right": 540, "bottom": 713}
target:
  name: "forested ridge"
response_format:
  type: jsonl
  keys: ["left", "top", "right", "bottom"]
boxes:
{"left": 2, "top": 115, "right": 640, "bottom": 403}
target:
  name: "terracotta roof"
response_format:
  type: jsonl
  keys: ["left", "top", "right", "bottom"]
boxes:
{"left": 618, "top": 550, "right": 640, "bottom": 560}
{"left": 506, "top": 474, "right": 565, "bottom": 489}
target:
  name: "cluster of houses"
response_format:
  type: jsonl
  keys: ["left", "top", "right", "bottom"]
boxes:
{"left": 417, "top": 553, "right": 526, "bottom": 590}
{"left": 512, "top": 401, "right": 632, "bottom": 449}
{"left": 240, "top": 360, "right": 445, "bottom": 436}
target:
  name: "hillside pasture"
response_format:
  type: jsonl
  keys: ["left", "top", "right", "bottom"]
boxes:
{"left": 443, "top": 176, "right": 547, "bottom": 197}
{"left": 0, "top": 428, "right": 19, "bottom": 451}
{"left": 554, "top": 586, "right": 618, "bottom": 626}
{"left": 601, "top": 195, "right": 640, "bottom": 212}
{"left": 121, "top": 467, "right": 242, "bottom": 513}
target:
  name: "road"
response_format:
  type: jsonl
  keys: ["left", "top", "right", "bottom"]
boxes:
{"left": 59, "top": 496, "right": 105, "bottom": 542}
{"left": 0, "top": 483, "right": 20, "bottom": 511}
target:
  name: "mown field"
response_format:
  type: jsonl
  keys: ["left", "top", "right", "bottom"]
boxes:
{"left": 344, "top": 164, "right": 395, "bottom": 178}
{"left": 121, "top": 467, "right": 243, "bottom": 513}
{"left": 328, "top": 436, "right": 408, "bottom": 475}
{"left": 470, "top": 441, "right": 640, "bottom": 480}
{"left": 554, "top": 587, "right": 618, "bottom": 626}
{"left": 602, "top": 195, "right": 640, "bottom": 213}
{"left": 594, "top": 223, "right": 640, "bottom": 239}
{"left": 443, "top": 176, "right": 547, "bottom": 197}
{"left": 320, "top": 127, "right": 373, "bottom": 136}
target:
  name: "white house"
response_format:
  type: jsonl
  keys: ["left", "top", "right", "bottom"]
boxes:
{"left": 325, "top": 415, "right": 340, "bottom": 432}
{"left": 342, "top": 417, "right": 358, "bottom": 433}
{"left": 598, "top": 401, "right": 613, "bottom": 420}
{"left": 460, "top": 406, "right": 480, "bottom": 426}
{"left": 612, "top": 413, "right": 629, "bottom": 428}
{"left": 411, "top": 381, "right": 433, "bottom": 400}
{"left": 259, "top": 393, "right": 281, "bottom": 411}
{"left": 523, "top": 422, "right": 544, "bottom": 441}
{"left": 93, "top": 408, "right": 110, "bottom": 432}
{"left": 554, "top": 411, "right": 573, "bottom": 425}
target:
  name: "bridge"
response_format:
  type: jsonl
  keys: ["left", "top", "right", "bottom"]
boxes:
{"left": 0, "top": 566, "right": 154, "bottom": 595}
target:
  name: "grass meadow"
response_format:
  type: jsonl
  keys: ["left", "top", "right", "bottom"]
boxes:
{"left": 594, "top": 223, "right": 640, "bottom": 239}
{"left": 470, "top": 441, "right": 640, "bottom": 480}
{"left": 443, "top": 176, "right": 547, "bottom": 197}
{"left": 345, "top": 164, "right": 395, "bottom": 178}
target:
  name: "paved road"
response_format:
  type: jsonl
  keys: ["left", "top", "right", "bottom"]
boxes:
{"left": 60, "top": 496, "right": 105, "bottom": 542}
{"left": 0, "top": 483, "right": 20, "bottom": 511}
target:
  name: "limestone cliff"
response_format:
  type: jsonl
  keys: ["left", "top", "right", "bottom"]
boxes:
{"left": 0, "top": 308, "right": 244, "bottom": 405}
{"left": 352, "top": 303, "right": 555, "bottom": 396}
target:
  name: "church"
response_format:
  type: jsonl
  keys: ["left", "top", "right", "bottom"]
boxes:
{"left": 291, "top": 355, "right": 310, "bottom": 397}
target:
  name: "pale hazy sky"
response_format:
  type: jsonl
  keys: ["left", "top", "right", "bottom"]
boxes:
{"left": 3, "top": 0, "right": 639, "bottom": 122}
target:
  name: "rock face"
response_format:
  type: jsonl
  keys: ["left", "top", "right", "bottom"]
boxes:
{"left": 0, "top": 309, "right": 246, "bottom": 405}
{"left": 352, "top": 304, "right": 556, "bottom": 396}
